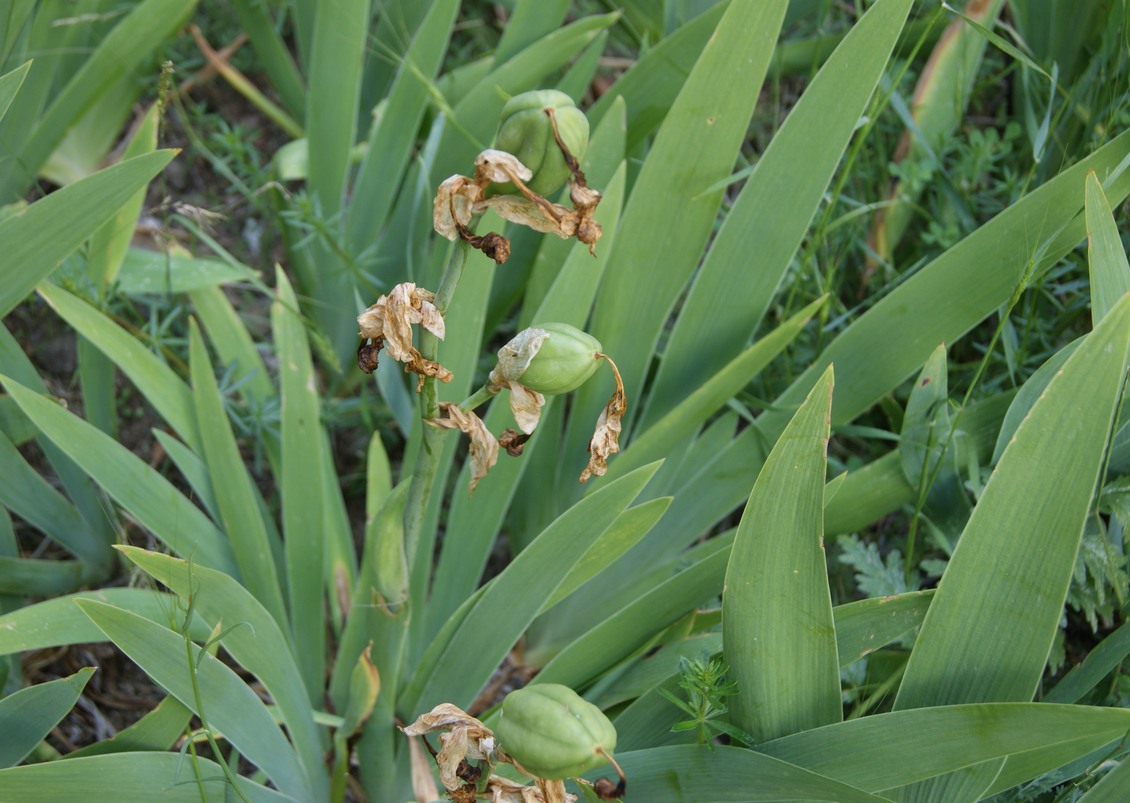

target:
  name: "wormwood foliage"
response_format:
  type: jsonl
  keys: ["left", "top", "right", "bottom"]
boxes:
{"left": 1, "top": 0, "right": 1130, "bottom": 801}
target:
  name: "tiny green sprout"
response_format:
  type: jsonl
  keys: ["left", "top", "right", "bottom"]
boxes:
{"left": 657, "top": 654, "right": 752, "bottom": 750}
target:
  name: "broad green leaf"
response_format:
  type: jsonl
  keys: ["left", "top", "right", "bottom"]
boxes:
{"left": 759, "top": 703, "right": 1130, "bottom": 793}
{"left": 534, "top": 537, "right": 726, "bottom": 689}
{"left": 891, "top": 292, "right": 1130, "bottom": 800}
{"left": 0, "top": 668, "right": 93, "bottom": 768}
{"left": 540, "top": 497, "right": 672, "bottom": 616}
{"left": 611, "top": 590, "right": 935, "bottom": 751}
{"left": 0, "top": 376, "right": 234, "bottom": 574}
{"left": 0, "top": 556, "right": 92, "bottom": 596}
{"left": 0, "top": 61, "right": 31, "bottom": 124}
{"left": 152, "top": 430, "right": 219, "bottom": 520}
{"left": 897, "top": 293, "right": 1130, "bottom": 709}
{"left": 587, "top": 3, "right": 725, "bottom": 151}
{"left": 0, "top": 432, "right": 95, "bottom": 565}
{"left": 724, "top": 366, "right": 840, "bottom": 741}
{"left": 0, "top": 589, "right": 200, "bottom": 656}
{"left": 1086, "top": 170, "right": 1130, "bottom": 322}
{"left": 0, "top": 751, "right": 290, "bottom": 802}
{"left": 0, "top": 0, "right": 194, "bottom": 200}
{"left": 644, "top": 0, "right": 914, "bottom": 427}
{"left": 576, "top": 0, "right": 788, "bottom": 443}
{"left": 118, "top": 547, "right": 328, "bottom": 798}
{"left": 271, "top": 268, "right": 327, "bottom": 702}
{"left": 75, "top": 599, "right": 312, "bottom": 802}
{"left": 606, "top": 296, "right": 825, "bottom": 484}
{"left": 605, "top": 745, "right": 891, "bottom": 802}
{"left": 402, "top": 462, "right": 661, "bottom": 716}
{"left": 0, "top": 150, "right": 175, "bottom": 317}
{"left": 834, "top": 591, "right": 933, "bottom": 666}
{"left": 189, "top": 321, "right": 286, "bottom": 626}
{"left": 114, "top": 246, "right": 258, "bottom": 295}
{"left": 494, "top": 0, "right": 571, "bottom": 63}
{"left": 38, "top": 282, "right": 200, "bottom": 453}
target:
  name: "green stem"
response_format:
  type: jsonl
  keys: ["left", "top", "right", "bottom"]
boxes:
{"left": 460, "top": 382, "right": 500, "bottom": 412}
{"left": 403, "top": 241, "right": 471, "bottom": 568}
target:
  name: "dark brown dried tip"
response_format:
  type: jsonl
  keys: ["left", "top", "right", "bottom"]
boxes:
{"left": 455, "top": 759, "right": 481, "bottom": 784}
{"left": 357, "top": 336, "right": 382, "bottom": 374}
{"left": 594, "top": 776, "right": 626, "bottom": 799}
{"left": 499, "top": 428, "right": 531, "bottom": 457}
{"left": 456, "top": 221, "right": 511, "bottom": 264}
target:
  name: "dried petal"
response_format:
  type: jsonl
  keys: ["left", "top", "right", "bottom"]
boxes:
{"left": 475, "top": 148, "right": 534, "bottom": 184}
{"left": 507, "top": 382, "right": 545, "bottom": 434}
{"left": 357, "top": 284, "right": 452, "bottom": 387}
{"left": 494, "top": 328, "right": 550, "bottom": 383}
{"left": 427, "top": 403, "right": 500, "bottom": 493}
{"left": 485, "top": 194, "right": 568, "bottom": 237}
{"left": 580, "top": 355, "right": 626, "bottom": 483}
{"left": 401, "top": 703, "right": 497, "bottom": 792}
{"left": 434, "top": 175, "right": 484, "bottom": 241}
{"left": 408, "top": 728, "right": 441, "bottom": 802}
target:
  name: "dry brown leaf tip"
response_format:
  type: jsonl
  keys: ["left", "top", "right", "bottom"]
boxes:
{"left": 427, "top": 403, "right": 499, "bottom": 494}
{"left": 356, "top": 283, "right": 453, "bottom": 388}
{"left": 580, "top": 355, "right": 626, "bottom": 483}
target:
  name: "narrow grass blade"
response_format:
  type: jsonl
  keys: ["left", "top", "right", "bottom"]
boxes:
{"left": 1085, "top": 170, "right": 1130, "bottom": 322}
{"left": 0, "top": 752, "right": 289, "bottom": 802}
{"left": 1045, "top": 622, "right": 1130, "bottom": 704}
{"left": 345, "top": 0, "right": 458, "bottom": 255}
{"left": 272, "top": 268, "right": 326, "bottom": 704}
{"left": 230, "top": 0, "right": 306, "bottom": 121}
{"left": 871, "top": 0, "right": 1005, "bottom": 259}
{"left": 1077, "top": 755, "right": 1130, "bottom": 802}
{"left": 0, "top": 668, "right": 93, "bottom": 768}
{"left": 188, "top": 321, "right": 287, "bottom": 626}
{"left": 67, "top": 694, "right": 193, "bottom": 758}
{"left": 759, "top": 704, "right": 1130, "bottom": 793}
{"left": 2, "top": 375, "right": 235, "bottom": 574}
{"left": 38, "top": 282, "right": 200, "bottom": 453}
{"left": 188, "top": 285, "right": 274, "bottom": 405}
{"left": 725, "top": 366, "right": 840, "bottom": 742}
{"left": 494, "top": 0, "right": 571, "bottom": 62}
{"left": 761, "top": 129, "right": 1130, "bottom": 433}
{"left": 119, "top": 546, "right": 328, "bottom": 797}
{"left": 87, "top": 104, "right": 159, "bottom": 292}
{"left": 402, "top": 462, "right": 661, "bottom": 716}
{"left": 80, "top": 599, "right": 310, "bottom": 800}
{"left": 0, "top": 150, "right": 175, "bottom": 317}
{"left": 645, "top": 0, "right": 914, "bottom": 427}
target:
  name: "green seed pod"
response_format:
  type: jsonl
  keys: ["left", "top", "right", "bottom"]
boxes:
{"left": 515, "top": 322, "right": 601, "bottom": 395}
{"left": 494, "top": 684, "right": 617, "bottom": 780}
{"left": 495, "top": 90, "right": 589, "bottom": 196}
